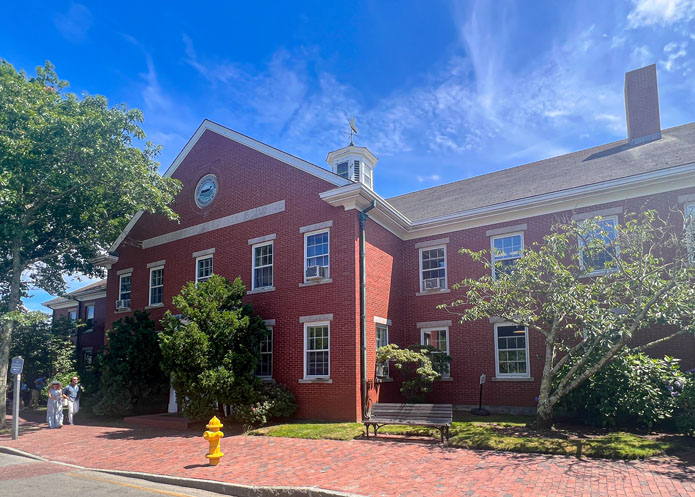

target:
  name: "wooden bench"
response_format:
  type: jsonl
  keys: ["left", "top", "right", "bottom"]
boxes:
{"left": 364, "top": 403, "right": 453, "bottom": 443}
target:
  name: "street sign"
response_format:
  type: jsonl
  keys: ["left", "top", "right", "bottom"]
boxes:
{"left": 10, "top": 357, "right": 24, "bottom": 375}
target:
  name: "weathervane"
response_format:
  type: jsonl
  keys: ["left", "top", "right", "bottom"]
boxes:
{"left": 347, "top": 115, "right": 358, "bottom": 146}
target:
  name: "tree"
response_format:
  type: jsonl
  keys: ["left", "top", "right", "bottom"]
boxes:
{"left": 440, "top": 211, "right": 695, "bottom": 427}
{"left": 159, "top": 275, "right": 270, "bottom": 420}
{"left": 0, "top": 60, "right": 181, "bottom": 427}
{"left": 376, "top": 344, "right": 452, "bottom": 402}
{"left": 92, "top": 311, "right": 169, "bottom": 416}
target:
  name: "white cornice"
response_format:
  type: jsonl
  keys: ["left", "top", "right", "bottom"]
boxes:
{"left": 321, "top": 163, "right": 695, "bottom": 241}
{"left": 43, "top": 290, "right": 107, "bottom": 310}
{"left": 325, "top": 146, "right": 378, "bottom": 167}
{"left": 109, "top": 120, "right": 349, "bottom": 252}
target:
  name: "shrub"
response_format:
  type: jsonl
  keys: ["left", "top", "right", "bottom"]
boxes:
{"left": 674, "top": 372, "right": 695, "bottom": 436}
{"left": 233, "top": 383, "right": 297, "bottom": 429}
{"left": 376, "top": 344, "right": 451, "bottom": 402}
{"left": 557, "top": 353, "right": 685, "bottom": 428}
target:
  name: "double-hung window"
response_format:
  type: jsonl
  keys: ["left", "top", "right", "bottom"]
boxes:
{"left": 149, "top": 267, "right": 164, "bottom": 306}
{"left": 421, "top": 327, "right": 449, "bottom": 377}
{"left": 84, "top": 304, "right": 95, "bottom": 332}
{"left": 686, "top": 203, "right": 695, "bottom": 263}
{"left": 419, "top": 246, "right": 447, "bottom": 292}
{"left": 304, "top": 322, "right": 330, "bottom": 378}
{"left": 196, "top": 256, "right": 213, "bottom": 283}
{"left": 491, "top": 233, "right": 523, "bottom": 278}
{"left": 494, "top": 323, "right": 530, "bottom": 378}
{"left": 305, "top": 230, "right": 329, "bottom": 280}
{"left": 252, "top": 242, "right": 273, "bottom": 290}
{"left": 376, "top": 325, "right": 389, "bottom": 378}
{"left": 256, "top": 326, "right": 273, "bottom": 378}
{"left": 336, "top": 161, "right": 349, "bottom": 179}
{"left": 363, "top": 166, "right": 373, "bottom": 189}
{"left": 68, "top": 310, "right": 77, "bottom": 322}
{"left": 579, "top": 216, "right": 618, "bottom": 274}
{"left": 82, "top": 347, "right": 93, "bottom": 370}
{"left": 118, "top": 274, "right": 132, "bottom": 309}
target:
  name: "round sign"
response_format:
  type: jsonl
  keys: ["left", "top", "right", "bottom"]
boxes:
{"left": 195, "top": 174, "right": 218, "bottom": 208}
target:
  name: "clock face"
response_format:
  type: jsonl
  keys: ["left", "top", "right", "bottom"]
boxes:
{"left": 195, "top": 175, "right": 218, "bottom": 208}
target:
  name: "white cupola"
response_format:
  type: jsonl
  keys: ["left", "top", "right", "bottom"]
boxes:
{"left": 326, "top": 144, "right": 378, "bottom": 190}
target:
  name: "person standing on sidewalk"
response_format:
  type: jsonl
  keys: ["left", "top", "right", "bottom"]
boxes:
{"left": 47, "top": 380, "right": 67, "bottom": 428}
{"left": 63, "top": 376, "right": 81, "bottom": 425}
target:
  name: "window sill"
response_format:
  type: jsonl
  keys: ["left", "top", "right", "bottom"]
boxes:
{"left": 436, "top": 376, "right": 453, "bottom": 382}
{"left": 248, "top": 286, "right": 275, "bottom": 294}
{"left": 145, "top": 304, "right": 164, "bottom": 310}
{"left": 82, "top": 329, "right": 94, "bottom": 334}
{"left": 492, "top": 376, "right": 534, "bottom": 382}
{"left": 299, "top": 278, "right": 332, "bottom": 287}
{"left": 415, "top": 288, "right": 450, "bottom": 297}
{"left": 375, "top": 377, "right": 393, "bottom": 383}
{"left": 299, "top": 378, "right": 333, "bottom": 384}
{"left": 578, "top": 268, "right": 618, "bottom": 278}
{"left": 114, "top": 308, "right": 131, "bottom": 314}
{"left": 258, "top": 376, "right": 275, "bottom": 383}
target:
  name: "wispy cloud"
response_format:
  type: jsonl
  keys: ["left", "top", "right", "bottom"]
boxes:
{"left": 417, "top": 174, "right": 441, "bottom": 183}
{"left": 627, "top": 0, "right": 695, "bottom": 28}
{"left": 53, "top": 3, "right": 92, "bottom": 42}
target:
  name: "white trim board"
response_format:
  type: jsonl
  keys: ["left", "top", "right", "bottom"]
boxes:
{"left": 143, "top": 201, "right": 285, "bottom": 249}
{"left": 109, "top": 120, "right": 350, "bottom": 252}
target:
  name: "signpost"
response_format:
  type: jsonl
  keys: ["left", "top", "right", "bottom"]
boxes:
{"left": 10, "top": 357, "right": 24, "bottom": 440}
{"left": 470, "top": 373, "right": 490, "bottom": 416}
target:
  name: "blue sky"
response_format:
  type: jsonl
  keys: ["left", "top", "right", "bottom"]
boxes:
{"left": 3, "top": 0, "right": 694, "bottom": 311}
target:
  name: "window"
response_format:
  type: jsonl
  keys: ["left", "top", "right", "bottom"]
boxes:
{"left": 363, "top": 166, "right": 373, "bottom": 189}
{"left": 252, "top": 242, "right": 273, "bottom": 289}
{"left": 491, "top": 233, "right": 523, "bottom": 278}
{"left": 421, "top": 327, "right": 449, "bottom": 377}
{"left": 336, "top": 161, "right": 349, "bottom": 179}
{"left": 149, "top": 267, "right": 164, "bottom": 305}
{"left": 196, "top": 256, "right": 213, "bottom": 283}
{"left": 305, "top": 230, "right": 329, "bottom": 280}
{"left": 68, "top": 310, "right": 77, "bottom": 322}
{"left": 579, "top": 216, "right": 618, "bottom": 274}
{"left": 419, "top": 246, "right": 447, "bottom": 292}
{"left": 256, "top": 327, "right": 273, "bottom": 378}
{"left": 686, "top": 203, "right": 695, "bottom": 262}
{"left": 494, "top": 324, "right": 529, "bottom": 378}
{"left": 304, "top": 323, "right": 330, "bottom": 378}
{"left": 82, "top": 347, "right": 93, "bottom": 370}
{"left": 84, "top": 305, "right": 95, "bottom": 332}
{"left": 118, "top": 274, "right": 131, "bottom": 308}
{"left": 376, "top": 325, "right": 389, "bottom": 378}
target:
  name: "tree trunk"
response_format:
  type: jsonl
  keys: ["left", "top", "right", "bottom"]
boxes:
{"left": 535, "top": 338, "right": 556, "bottom": 429}
{"left": 0, "top": 239, "right": 24, "bottom": 428}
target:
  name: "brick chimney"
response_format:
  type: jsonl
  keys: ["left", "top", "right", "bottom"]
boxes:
{"left": 624, "top": 64, "right": 661, "bottom": 145}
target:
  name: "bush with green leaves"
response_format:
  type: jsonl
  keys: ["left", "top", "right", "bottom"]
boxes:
{"left": 557, "top": 353, "right": 685, "bottom": 428}
{"left": 674, "top": 372, "right": 695, "bottom": 436}
{"left": 92, "top": 311, "right": 169, "bottom": 416}
{"left": 233, "top": 382, "right": 297, "bottom": 429}
{"left": 376, "top": 344, "right": 451, "bottom": 402}
{"left": 159, "top": 275, "right": 270, "bottom": 421}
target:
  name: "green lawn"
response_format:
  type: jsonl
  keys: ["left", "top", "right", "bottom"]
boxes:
{"left": 249, "top": 413, "right": 683, "bottom": 460}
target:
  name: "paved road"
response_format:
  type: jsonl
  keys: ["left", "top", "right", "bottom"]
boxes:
{"left": 0, "top": 452, "right": 233, "bottom": 497}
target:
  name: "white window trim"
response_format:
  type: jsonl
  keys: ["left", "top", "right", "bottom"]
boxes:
{"left": 420, "top": 326, "right": 450, "bottom": 378}
{"left": 148, "top": 265, "right": 165, "bottom": 307}
{"left": 83, "top": 304, "right": 95, "bottom": 333}
{"left": 303, "top": 321, "right": 330, "bottom": 379}
{"left": 686, "top": 202, "right": 695, "bottom": 263}
{"left": 195, "top": 255, "right": 214, "bottom": 284}
{"left": 376, "top": 324, "right": 390, "bottom": 379}
{"left": 578, "top": 215, "right": 619, "bottom": 276}
{"left": 490, "top": 232, "right": 524, "bottom": 279}
{"left": 118, "top": 273, "right": 132, "bottom": 309}
{"left": 251, "top": 241, "right": 274, "bottom": 291}
{"left": 494, "top": 322, "right": 530, "bottom": 379}
{"left": 256, "top": 326, "right": 273, "bottom": 379}
{"left": 303, "top": 229, "right": 330, "bottom": 282}
{"left": 418, "top": 244, "right": 448, "bottom": 293}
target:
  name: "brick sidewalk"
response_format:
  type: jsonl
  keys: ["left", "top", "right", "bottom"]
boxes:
{"left": 1, "top": 415, "right": 693, "bottom": 497}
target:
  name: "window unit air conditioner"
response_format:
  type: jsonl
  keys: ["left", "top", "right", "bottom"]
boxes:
{"left": 423, "top": 278, "right": 441, "bottom": 290}
{"left": 116, "top": 299, "right": 131, "bottom": 310}
{"left": 306, "top": 265, "right": 328, "bottom": 280}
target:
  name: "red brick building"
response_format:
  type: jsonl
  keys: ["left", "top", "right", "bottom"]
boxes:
{"left": 53, "top": 65, "right": 695, "bottom": 421}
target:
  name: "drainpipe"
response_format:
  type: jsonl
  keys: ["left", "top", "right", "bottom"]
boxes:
{"left": 359, "top": 200, "right": 377, "bottom": 419}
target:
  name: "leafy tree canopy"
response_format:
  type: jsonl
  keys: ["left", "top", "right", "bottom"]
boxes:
{"left": 159, "top": 275, "right": 270, "bottom": 420}
{"left": 441, "top": 211, "right": 695, "bottom": 427}
{"left": 0, "top": 60, "right": 181, "bottom": 427}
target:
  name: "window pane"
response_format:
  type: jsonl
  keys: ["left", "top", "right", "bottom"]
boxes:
{"left": 581, "top": 218, "right": 617, "bottom": 271}
{"left": 497, "top": 325, "right": 528, "bottom": 376}
{"left": 306, "top": 232, "right": 329, "bottom": 268}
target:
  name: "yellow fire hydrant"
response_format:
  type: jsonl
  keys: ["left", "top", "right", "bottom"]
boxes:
{"left": 203, "top": 416, "right": 224, "bottom": 466}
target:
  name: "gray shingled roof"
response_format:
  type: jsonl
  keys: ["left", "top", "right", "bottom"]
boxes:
{"left": 387, "top": 123, "right": 695, "bottom": 222}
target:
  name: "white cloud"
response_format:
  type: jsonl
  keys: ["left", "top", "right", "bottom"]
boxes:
{"left": 627, "top": 0, "right": 695, "bottom": 28}
{"left": 416, "top": 174, "right": 441, "bottom": 183}
{"left": 53, "top": 3, "right": 92, "bottom": 42}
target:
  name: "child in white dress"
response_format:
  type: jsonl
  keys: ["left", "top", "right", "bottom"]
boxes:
{"left": 46, "top": 380, "right": 67, "bottom": 428}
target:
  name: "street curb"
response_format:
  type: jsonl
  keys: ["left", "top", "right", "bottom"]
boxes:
{"left": 0, "top": 445, "right": 365, "bottom": 497}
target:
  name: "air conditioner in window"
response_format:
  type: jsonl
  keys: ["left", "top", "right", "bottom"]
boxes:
{"left": 116, "top": 299, "right": 131, "bottom": 310}
{"left": 305, "top": 266, "right": 329, "bottom": 280}
{"left": 423, "top": 278, "right": 441, "bottom": 290}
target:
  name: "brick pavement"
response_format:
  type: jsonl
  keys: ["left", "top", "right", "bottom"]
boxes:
{"left": 1, "top": 415, "right": 693, "bottom": 497}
